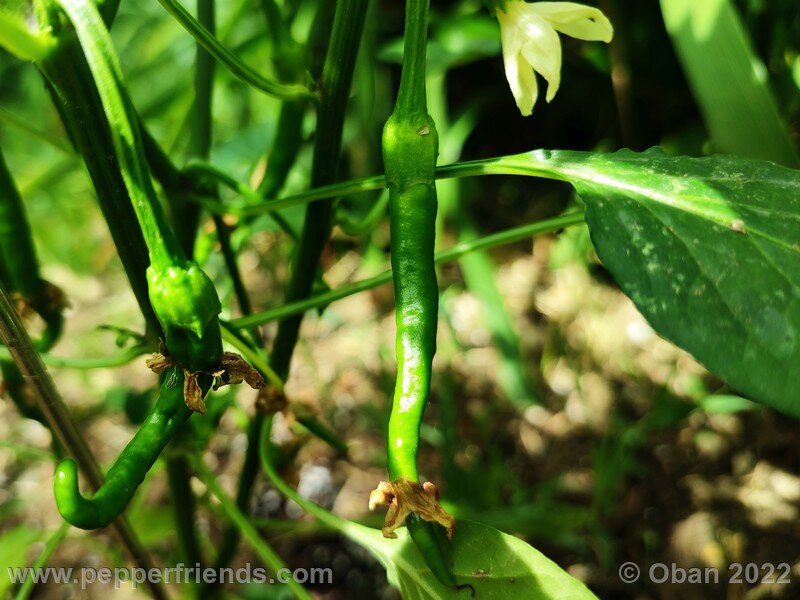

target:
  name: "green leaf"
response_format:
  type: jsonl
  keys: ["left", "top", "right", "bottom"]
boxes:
{"left": 0, "top": 7, "right": 54, "bottom": 61}
{"left": 487, "top": 148, "right": 800, "bottom": 416}
{"left": 380, "top": 14, "right": 500, "bottom": 73}
{"left": 0, "top": 526, "right": 44, "bottom": 596}
{"left": 342, "top": 520, "right": 597, "bottom": 600}
{"left": 700, "top": 395, "right": 757, "bottom": 414}
{"left": 660, "top": 0, "right": 799, "bottom": 167}
{"left": 258, "top": 421, "right": 595, "bottom": 599}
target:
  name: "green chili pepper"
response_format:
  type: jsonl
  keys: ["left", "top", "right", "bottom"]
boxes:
{"left": 0, "top": 245, "right": 10, "bottom": 292}
{"left": 51, "top": 0, "right": 224, "bottom": 371}
{"left": 0, "top": 150, "right": 45, "bottom": 303}
{"left": 384, "top": 113, "right": 458, "bottom": 589}
{"left": 146, "top": 262, "right": 222, "bottom": 372}
{"left": 384, "top": 144, "right": 439, "bottom": 483}
{"left": 376, "top": 0, "right": 458, "bottom": 588}
{"left": 44, "top": 0, "right": 253, "bottom": 529}
{"left": 0, "top": 147, "right": 64, "bottom": 350}
{"left": 53, "top": 371, "right": 192, "bottom": 529}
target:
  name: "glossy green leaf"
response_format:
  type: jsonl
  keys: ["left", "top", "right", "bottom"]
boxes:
{"left": 660, "top": 0, "right": 799, "bottom": 167}
{"left": 480, "top": 148, "right": 800, "bottom": 416}
{"left": 344, "top": 520, "right": 597, "bottom": 600}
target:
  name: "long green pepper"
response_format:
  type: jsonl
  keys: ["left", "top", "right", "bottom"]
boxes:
{"left": 43, "top": 0, "right": 231, "bottom": 529}
{"left": 0, "top": 147, "right": 64, "bottom": 349}
{"left": 49, "top": 0, "right": 222, "bottom": 373}
{"left": 377, "top": 0, "right": 458, "bottom": 587}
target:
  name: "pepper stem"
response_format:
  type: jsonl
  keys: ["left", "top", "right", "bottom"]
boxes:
{"left": 395, "top": 0, "right": 431, "bottom": 122}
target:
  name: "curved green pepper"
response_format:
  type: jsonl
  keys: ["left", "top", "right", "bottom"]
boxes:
{"left": 54, "top": 372, "right": 191, "bottom": 529}
{"left": 46, "top": 0, "right": 238, "bottom": 530}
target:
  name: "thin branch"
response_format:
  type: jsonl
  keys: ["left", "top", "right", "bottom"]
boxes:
{"left": 0, "top": 280, "right": 167, "bottom": 600}
{"left": 193, "top": 459, "right": 312, "bottom": 600}
{"left": 229, "top": 212, "right": 586, "bottom": 329}
{"left": 156, "top": 0, "right": 316, "bottom": 102}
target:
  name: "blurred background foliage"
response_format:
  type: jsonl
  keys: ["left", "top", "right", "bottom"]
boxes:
{"left": 1, "top": 0, "right": 800, "bottom": 598}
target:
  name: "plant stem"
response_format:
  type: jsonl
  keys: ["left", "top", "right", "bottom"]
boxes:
{"left": 214, "top": 215, "right": 259, "bottom": 333}
{"left": 0, "top": 279, "right": 167, "bottom": 600}
{"left": 192, "top": 150, "right": 571, "bottom": 218}
{"left": 230, "top": 212, "right": 585, "bottom": 329}
{"left": 13, "top": 523, "right": 71, "bottom": 600}
{"left": 394, "top": 0, "right": 429, "bottom": 121}
{"left": 56, "top": 0, "right": 185, "bottom": 270}
{"left": 192, "top": 170, "right": 385, "bottom": 217}
{"left": 268, "top": 0, "right": 369, "bottom": 378}
{"left": 0, "top": 344, "right": 146, "bottom": 369}
{"left": 193, "top": 460, "right": 312, "bottom": 600}
{"left": 163, "top": 0, "right": 215, "bottom": 565}
{"left": 155, "top": 0, "right": 316, "bottom": 102}
{"left": 212, "top": 0, "right": 368, "bottom": 574}
{"left": 38, "top": 38, "right": 162, "bottom": 339}
{"left": 256, "top": 0, "right": 307, "bottom": 200}
{"left": 171, "top": 0, "right": 216, "bottom": 256}
{"left": 165, "top": 451, "right": 202, "bottom": 566}
{"left": 188, "top": 0, "right": 215, "bottom": 162}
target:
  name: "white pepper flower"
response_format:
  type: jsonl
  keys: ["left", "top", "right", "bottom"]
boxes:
{"left": 496, "top": 1, "right": 613, "bottom": 116}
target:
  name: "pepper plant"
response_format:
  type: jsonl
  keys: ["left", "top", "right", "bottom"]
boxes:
{"left": 0, "top": 0, "right": 799, "bottom": 598}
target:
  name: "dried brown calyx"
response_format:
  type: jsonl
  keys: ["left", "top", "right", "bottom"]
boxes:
{"left": 147, "top": 349, "right": 265, "bottom": 413}
{"left": 369, "top": 478, "right": 456, "bottom": 539}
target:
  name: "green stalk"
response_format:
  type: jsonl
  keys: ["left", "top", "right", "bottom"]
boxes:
{"left": 0, "top": 344, "right": 146, "bottom": 369}
{"left": 164, "top": 0, "right": 216, "bottom": 565}
{"left": 191, "top": 150, "right": 574, "bottom": 219}
{"left": 170, "top": 0, "right": 216, "bottom": 256}
{"left": 268, "top": 0, "right": 369, "bottom": 376}
{"left": 0, "top": 280, "right": 167, "bottom": 600}
{"left": 0, "top": 146, "right": 63, "bottom": 349}
{"left": 256, "top": 0, "right": 308, "bottom": 200}
{"left": 156, "top": 0, "right": 316, "bottom": 102}
{"left": 12, "top": 523, "right": 70, "bottom": 600}
{"left": 55, "top": 0, "right": 184, "bottom": 271}
{"left": 193, "top": 460, "right": 312, "bottom": 600}
{"left": 230, "top": 212, "right": 585, "bottom": 329}
{"left": 193, "top": 171, "right": 385, "bottom": 217}
{"left": 212, "top": 0, "right": 368, "bottom": 574}
{"left": 38, "top": 38, "right": 162, "bottom": 339}
{"left": 165, "top": 451, "right": 202, "bottom": 566}
{"left": 188, "top": 0, "right": 215, "bottom": 162}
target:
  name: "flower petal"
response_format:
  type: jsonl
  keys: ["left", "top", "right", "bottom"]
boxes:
{"left": 499, "top": 8, "right": 543, "bottom": 115}
{"left": 516, "top": 12, "right": 562, "bottom": 102}
{"left": 528, "top": 2, "right": 613, "bottom": 42}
